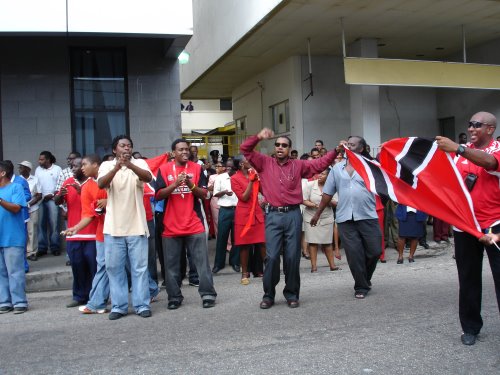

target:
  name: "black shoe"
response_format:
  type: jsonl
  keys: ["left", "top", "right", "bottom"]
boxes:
{"left": 287, "top": 300, "right": 300, "bottom": 308}
{"left": 65, "top": 260, "right": 71, "bottom": 266}
{"left": 397, "top": 258, "right": 404, "bottom": 264}
{"left": 13, "top": 306, "right": 28, "bottom": 314}
{"left": 189, "top": 280, "right": 199, "bottom": 287}
{"left": 461, "top": 333, "right": 477, "bottom": 346}
{"left": 259, "top": 299, "right": 274, "bottom": 309}
{"left": 66, "top": 300, "right": 85, "bottom": 308}
{"left": 420, "top": 242, "right": 430, "bottom": 249}
{"left": 212, "top": 266, "right": 224, "bottom": 274}
{"left": 109, "top": 312, "right": 125, "bottom": 320}
{"left": 27, "top": 254, "right": 38, "bottom": 261}
{"left": 36, "top": 251, "right": 47, "bottom": 257}
{"left": 0, "top": 306, "right": 13, "bottom": 314}
{"left": 167, "top": 301, "right": 181, "bottom": 310}
{"left": 139, "top": 310, "right": 152, "bottom": 318}
{"left": 379, "top": 259, "right": 387, "bottom": 263}
{"left": 52, "top": 250, "right": 61, "bottom": 256}
{"left": 408, "top": 258, "right": 415, "bottom": 263}
{"left": 202, "top": 300, "right": 216, "bottom": 308}
{"left": 231, "top": 264, "right": 240, "bottom": 273}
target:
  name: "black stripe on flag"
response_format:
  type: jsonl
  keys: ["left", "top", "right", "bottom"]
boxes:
{"left": 365, "top": 159, "right": 390, "bottom": 200}
{"left": 398, "top": 138, "right": 434, "bottom": 187}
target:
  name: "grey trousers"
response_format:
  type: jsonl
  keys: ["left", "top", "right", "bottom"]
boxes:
{"left": 163, "top": 233, "right": 217, "bottom": 303}
{"left": 337, "top": 219, "right": 382, "bottom": 293}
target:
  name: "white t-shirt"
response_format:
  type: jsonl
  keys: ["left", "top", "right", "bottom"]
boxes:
{"left": 22, "top": 175, "right": 42, "bottom": 213}
{"left": 35, "top": 164, "right": 62, "bottom": 197}
{"left": 213, "top": 172, "right": 238, "bottom": 207}
{"left": 98, "top": 158, "right": 152, "bottom": 237}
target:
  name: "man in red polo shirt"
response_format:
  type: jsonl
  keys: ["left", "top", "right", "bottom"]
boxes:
{"left": 241, "top": 128, "right": 338, "bottom": 309}
{"left": 155, "top": 139, "right": 217, "bottom": 310}
{"left": 55, "top": 158, "right": 97, "bottom": 308}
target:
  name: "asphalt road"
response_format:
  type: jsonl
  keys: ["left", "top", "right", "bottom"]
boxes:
{"left": 1, "top": 248, "right": 499, "bottom": 375}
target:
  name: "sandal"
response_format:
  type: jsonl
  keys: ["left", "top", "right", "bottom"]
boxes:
{"left": 310, "top": 267, "right": 318, "bottom": 273}
{"left": 354, "top": 292, "right": 366, "bottom": 299}
{"left": 302, "top": 251, "right": 310, "bottom": 260}
{"left": 397, "top": 258, "right": 404, "bottom": 264}
{"left": 330, "top": 266, "right": 341, "bottom": 271}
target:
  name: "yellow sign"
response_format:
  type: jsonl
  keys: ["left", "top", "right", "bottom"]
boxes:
{"left": 344, "top": 57, "right": 500, "bottom": 89}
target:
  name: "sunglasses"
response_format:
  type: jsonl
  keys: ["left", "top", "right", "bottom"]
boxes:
{"left": 274, "top": 142, "right": 290, "bottom": 148}
{"left": 468, "top": 121, "right": 489, "bottom": 129}
{"left": 215, "top": 165, "right": 224, "bottom": 167}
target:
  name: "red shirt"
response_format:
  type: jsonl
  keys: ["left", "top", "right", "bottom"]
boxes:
{"left": 456, "top": 139, "right": 500, "bottom": 229}
{"left": 80, "top": 179, "right": 107, "bottom": 242}
{"left": 155, "top": 161, "right": 208, "bottom": 237}
{"left": 60, "top": 177, "right": 97, "bottom": 241}
{"left": 143, "top": 182, "right": 154, "bottom": 221}
{"left": 240, "top": 135, "right": 337, "bottom": 206}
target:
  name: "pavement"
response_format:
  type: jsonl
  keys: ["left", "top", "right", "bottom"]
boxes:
{"left": 25, "top": 235, "right": 450, "bottom": 293}
{"left": 2, "top": 236, "right": 499, "bottom": 374}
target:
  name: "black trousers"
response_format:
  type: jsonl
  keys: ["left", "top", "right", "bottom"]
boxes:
{"left": 338, "top": 219, "right": 382, "bottom": 293}
{"left": 454, "top": 225, "right": 500, "bottom": 335}
{"left": 263, "top": 209, "right": 302, "bottom": 302}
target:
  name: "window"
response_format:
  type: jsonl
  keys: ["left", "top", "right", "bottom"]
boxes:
{"left": 270, "top": 100, "right": 290, "bottom": 134}
{"left": 235, "top": 116, "right": 246, "bottom": 131}
{"left": 220, "top": 99, "right": 232, "bottom": 111}
{"left": 70, "top": 48, "right": 129, "bottom": 157}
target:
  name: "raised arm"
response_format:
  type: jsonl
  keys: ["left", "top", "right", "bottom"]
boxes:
{"left": 240, "top": 128, "right": 274, "bottom": 172}
{"left": 436, "top": 136, "right": 498, "bottom": 170}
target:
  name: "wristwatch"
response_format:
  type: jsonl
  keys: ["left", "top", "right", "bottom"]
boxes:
{"left": 456, "top": 145, "right": 466, "bottom": 155}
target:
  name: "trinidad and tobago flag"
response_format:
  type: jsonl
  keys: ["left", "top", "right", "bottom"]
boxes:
{"left": 344, "top": 137, "right": 483, "bottom": 239}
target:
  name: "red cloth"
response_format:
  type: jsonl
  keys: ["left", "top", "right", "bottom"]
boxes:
{"left": 240, "top": 135, "right": 337, "bottom": 207}
{"left": 145, "top": 153, "right": 169, "bottom": 178}
{"left": 80, "top": 179, "right": 107, "bottom": 242}
{"left": 155, "top": 161, "right": 206, "bottom": 237}
{"left": 345, "top": 137, "right": 483, "bottom": 238}
{"left": 231, "top": 170, "right": 265, "bottom": 245}
{"left": 60, "top": 177, "right": 97, "bottom": 241}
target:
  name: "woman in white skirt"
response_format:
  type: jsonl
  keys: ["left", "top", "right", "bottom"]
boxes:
{"left": 303, "top": 168, "right": 340, "bottom": 272}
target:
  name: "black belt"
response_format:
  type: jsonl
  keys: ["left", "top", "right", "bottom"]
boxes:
{"left": 267, "top": 204, "right": 300, "bottom": 213}
{"left": 220, "top": 206, "right": 236, "bottom": 209}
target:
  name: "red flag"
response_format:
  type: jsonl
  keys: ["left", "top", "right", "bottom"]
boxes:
{"left": 145, "top": 153, "right": 169, "bottom": 178}
{"left": 144, "top": 153, "right": 169, "bottom": 196}
{"left": 345, "top": 137, "right": 483, "bottom": 239}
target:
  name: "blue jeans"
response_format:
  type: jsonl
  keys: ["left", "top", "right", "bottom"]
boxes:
{"left": 0, "top": 247, "right": 28, "bottom": 308}
{"left": 38, "top": 200, "right": 60, "bottom": 253}
{"left": 104, "top": 235, "right": 150, "bottom": 314}
{"left": 86, "top": 241, "right": 109, "bottom": 311}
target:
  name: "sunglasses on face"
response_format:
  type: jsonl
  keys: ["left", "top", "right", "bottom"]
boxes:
{"left": 274, "top": 142, "right": 290, "bottom": 148}
{"left": 468, "top": 121, "right": 489, "bottom": 129}
{"left": 215, "top": 165, "right": 224, "bottom": 168}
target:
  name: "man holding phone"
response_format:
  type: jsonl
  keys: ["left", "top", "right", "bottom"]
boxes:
{"left": 436, "top": 111, "right": 500, "bottom": 346}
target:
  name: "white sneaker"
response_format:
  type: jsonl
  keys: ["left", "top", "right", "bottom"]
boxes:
{"left": 79, "top": 305, "right": 107, "bottom": 314}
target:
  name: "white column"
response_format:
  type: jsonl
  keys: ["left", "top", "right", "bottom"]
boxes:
{"left": 349, "top": 38, "right": 381, "bottom": 150}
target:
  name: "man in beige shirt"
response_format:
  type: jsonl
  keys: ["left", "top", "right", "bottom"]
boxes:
{"left": 98, "top": 135, "right": 153, "bottom": 320}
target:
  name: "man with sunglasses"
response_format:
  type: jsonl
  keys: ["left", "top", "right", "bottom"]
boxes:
{"left": 436, "top": 111, "right": 500, "bottom": 346}
{"left": 240, "top": 128, "right": 338, "bottom": 309}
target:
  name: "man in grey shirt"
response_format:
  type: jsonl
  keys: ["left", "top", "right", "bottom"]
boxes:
{"left": 311, "top": 136, "right": 382, "bottom": 299}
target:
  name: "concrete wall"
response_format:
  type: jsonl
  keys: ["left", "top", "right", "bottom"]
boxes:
{"left": 180, "top": 0, "right": 283, "bottom": 92}
{"left": 232, "top": 56, "right": 302, "bottom": 155}
{"left": 437, "top": 38, "right": 500, "bottom": 140}
{"left": 1, "top": 37, "right": 182, "bottom": 163}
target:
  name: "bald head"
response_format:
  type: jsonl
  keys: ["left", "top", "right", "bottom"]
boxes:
{"left": 472, "top": 111, "right": 497, "bottom": 128}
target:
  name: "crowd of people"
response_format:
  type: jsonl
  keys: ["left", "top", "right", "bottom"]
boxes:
{"left": 0, "top": 111, "right": 499, "bottom": 347}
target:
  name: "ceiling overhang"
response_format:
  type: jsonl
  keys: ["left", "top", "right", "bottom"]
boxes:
{"left": 182, "top": 0, "right": 500, "bottom": 99}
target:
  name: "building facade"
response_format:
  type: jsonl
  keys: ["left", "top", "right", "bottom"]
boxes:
{"left": 0, "top": 0, "right": 192, "bottom": 162}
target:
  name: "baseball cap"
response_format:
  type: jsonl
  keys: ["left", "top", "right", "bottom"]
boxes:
{"left": 18, "top": 161, "right": 33, "bottom": 170}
